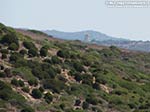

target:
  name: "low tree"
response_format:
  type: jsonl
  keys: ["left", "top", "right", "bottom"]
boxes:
{"left": 82, "top": 101, "right": 89, "bottom": 109}
{"left": 18, "top": 80, "right": 24, "bottom": 87}
{"left": 28, "top": 79, "right": 38, "bottom": 86}
{"left": 0, "top": 33, "right": 19, "bottom": 45}
{"left": 31, "top": 89, "right": 42, "bottom": 99}
{"left": 8, "top": 43, "right": 19, "bottom": 51}
{"left": 11, "top": 78, "right": 19, "bottom": 86}
{"left": 57, "top": 50, "right": 69, "bottom": 58}
{"left": 40, "top": 46, "right": 48, "bottom": 57}
{"left": 23, "top": 41, "right": 36, "bottom": 50}
{"left": 28, "top": 48, "right": 38, "bottom": 57}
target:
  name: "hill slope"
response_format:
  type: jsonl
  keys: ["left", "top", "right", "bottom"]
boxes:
{"left": 0, "top": 23, "right": 150, "bottom": 112}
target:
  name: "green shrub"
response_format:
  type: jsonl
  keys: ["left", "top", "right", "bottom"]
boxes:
{"left": 20, "top": 49, "right": 27, "bottom": 55}
{"left": 92, "top": 82, "right": 100, "bottom": 90}
{"left": 82, "top": 101, "right": 89, "bottom": 109}
{"left": 31, "top": 89, "right": 42, "bottom": 99}
{"left": 0, "top": 33, "right": 19, "bottom": 45}
{"left": 0, "top": 80, "right": 25, "bottom": 103}
{"left": 4, "top": 68, "right": 11, "bottom": 76}
{"left": 23, "top": 41, "right": 36, "bottom": 50}
{"left": 28, "top": 48, "right": 38, "bottom": 57}
{"left": 39, "top": 86, "right": 44, "bottom": 93}
{"left": 75, "top": 99, "right": 81, "bottom": 106}
{"left": 1, "top": 53, "right": 7, "bottom": 59}
{"left": 0, "top": 49, "right": 9, "bottom": 54}
{"left": 22, "top": 86, "right": 30, "bottom": 93}
{"left": 9, "top": 52, "right": 22, "bottom": 63}
{"left": 43, "top": 79, "right": 66, "bottom": 93}
{"left": 0, "top": 72, "right": 6, "bottom": 78}
{"left": 82, "top": 74, "right": 93, "bottom": 86}
{"left": 11, "top": 79, "right": 24, "bottom": 87}
{"left": 8, "top": 43, "right": 19, "bottom": 51}
{"left": 72, "top": 61, "right": 85, "bottom": 72}
{"left": 60, "top": 103, "right": 65, "bottom": 110}
{"left": 28, "top": 79, "right": 38, "bottom": 86}
{"left": 44, "top": 92, "right": 53, "bottom": 103}
{"left": 21, "top": 107, "right": 35, "bottom": 112}
{"left": 57, "top": 50, "right": 69, "bottom": 58}
{"left": 11, "top": 78, "right": 19, "bottom": 86}
{"left": 0, "top": 65, "right": 4, "bottom": 70}
{"left": 18, "top": 79, "right": 24, "bottom": 87}
{"left": 40, "top": 46, "right": 48, "bottom": 57}
{"left": 51, "top": 56, "right": 62, "bottom": 64}
{"left": 109, "top": 95, "right": 124, "bottom": 105}
{"left": 86, "top": 96, "right": 98, "bottom": 105}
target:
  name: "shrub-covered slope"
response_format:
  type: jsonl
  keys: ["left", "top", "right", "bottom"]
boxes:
{"left": 0, "top": 23, "right": 150, "bottom": 112}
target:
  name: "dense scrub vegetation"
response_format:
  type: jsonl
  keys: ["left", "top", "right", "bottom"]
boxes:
{"left": 0, "top": 23, "right": 150, "bottom": 112}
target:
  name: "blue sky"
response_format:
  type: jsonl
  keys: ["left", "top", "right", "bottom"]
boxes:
{"left": 0, "top": 0, "right": 150, "bottom": 41}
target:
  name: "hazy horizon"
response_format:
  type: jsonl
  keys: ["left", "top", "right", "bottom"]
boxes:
{"left": 1, "top": 0, "right": 150, "bottom": 41}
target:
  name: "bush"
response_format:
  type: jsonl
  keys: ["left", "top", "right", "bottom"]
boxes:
{"left": 23, "top": 41, "right": 36, "bottom": 50}
{"left": 9, "top": 52, "right": 22, "bottom": 63}
{"left": 82, "top": 101, "right": 89, "bottom": 109}
{"left": 60, "top": 103, "right": 65, "bottom": 110}
{"left": 8, "top": 43, "right": 19, "bottom": 51}
{"left": 22, "top": 86, "right": 30, "bottom": 93}
{"left": 43, "top": 79, "right": 66, "bottom": 93}
{"left": 82, "top": 74, "right": 93, "bottom": 86}
{"left": 75, "top": 99, "right": 81, "bottom": 106}
{"left": 73, "top": 61, "right": 85, "bottom": 72}
{"left": 28, "top": 48, "right": 38, "bottom": 57}
{"left": 0, "top": 33, "right": 19, "bottom": 45}
{"left": 0, "top": 81, "right": 11, "bottom": 100}
{"left": 0, "top": 65, "right": 4, "bottom": 70}
{"left": 44, "top": 92, "right": 53, "bottom": 103}
{"left": 0, "top": 72, "right": 6, "bottom": 78}
{"left": 109, "top": 96, "right": 124, "bottom": 105}
{"left": 4, "top": 68, "right": 11, "bottom": 76}
{"left": 1, "top": 53, "right": 7, "bottom": 59}
{"left": 11, "top": 79, "right": 24, "bottom": 87}
{"left": 20, "top": 49, "right": 27, "bottom": 55}
{"left": 31, "top": 68, "right": 44, "bottom": 79}
{"left": 40, "top": 46, "right": 48, "bottom": 57}
{"left": 92, "top": 82, "right": 100, "bottom": 90}
{"left": 57, "top": 50, "right": 69, "bottom": 58}
{"left": 18, "top": 79, "right": 24, "bottom": 87}
{"left": 47, "top": 68, "right": 56, "bottom": 78}
{"left": 39, "top": 86, "right": 44, "bottom": 93}
{"left": 86, "top": 96, "right": 98, "bottom": 105}
{"left": 32, "top": 89, "right": 42, "bottom": 99}
{"left": 11, "top": 78, "right": 19, "bottom": 86}
{"left": 28, "top": 79, "right": 38, "bottom": 86}
{"left": 51, "top": 56, "right": 62, "bottom": 64}
{"left": 0, "top": 49, "right": 9, "bottom": 54}
{"left": 0, "top": 80, "right": 26, "bottom": 107}
{"left": 21, "top": 107, "right": 35, "bottom": 112}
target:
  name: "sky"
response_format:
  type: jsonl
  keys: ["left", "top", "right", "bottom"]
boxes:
{"left": 0, "top": 0, "right": 150, "bottom": 41}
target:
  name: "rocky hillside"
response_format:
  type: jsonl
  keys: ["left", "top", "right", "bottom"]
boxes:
{"left": 0, "top": 23, "right": 150, "bottom": 112}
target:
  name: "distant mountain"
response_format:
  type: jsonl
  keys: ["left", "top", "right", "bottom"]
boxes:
{"left": 44, "top": 30, "right": 150, "bottom": 52}
{"left": 44, "top": 30, "right": 128, "bottom": 41}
